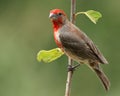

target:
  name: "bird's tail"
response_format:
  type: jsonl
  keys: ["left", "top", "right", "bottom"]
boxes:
{"left": 90, "top": 63, "right": 110, "bottom": 91}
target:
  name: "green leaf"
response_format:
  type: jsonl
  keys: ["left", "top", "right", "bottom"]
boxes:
{"left": 75, "top": 10, "right": 102, "bottom": 24}
{"left": 37, "top": 48, "right": 64, "bottom": 63}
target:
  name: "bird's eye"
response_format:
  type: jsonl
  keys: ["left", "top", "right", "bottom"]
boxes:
{"left": 58, "top": 13, "right": 62, "bottom": 16}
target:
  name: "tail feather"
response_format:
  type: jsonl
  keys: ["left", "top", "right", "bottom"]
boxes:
{"left": 94, "top": 68, "right": 110, "bottom": 91}
{"left": 90, "top": 63, "right": 110, "bottom": 91}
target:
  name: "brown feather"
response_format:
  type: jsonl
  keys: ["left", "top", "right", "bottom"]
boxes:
{"left": 59, "top": 21, "right": 108, "bottom": 64}
{"left": 89, "top": 62, "right": 110, "bottom": 91}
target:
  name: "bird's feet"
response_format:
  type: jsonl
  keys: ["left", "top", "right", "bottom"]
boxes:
{"left": 68, "top": 64, "right": 80, "bottom": 72}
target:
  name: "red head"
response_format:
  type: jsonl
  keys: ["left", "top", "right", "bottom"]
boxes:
{"left": 49, "top": 9, "right": 67, "bottom": 31}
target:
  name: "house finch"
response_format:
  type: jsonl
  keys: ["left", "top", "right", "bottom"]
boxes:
{"left": 49, "top": 9, "right": 110, "bottom": 91}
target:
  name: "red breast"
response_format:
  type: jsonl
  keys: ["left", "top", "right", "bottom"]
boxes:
{"left": 54, "top": 30, "right": 62, "bottom": 48}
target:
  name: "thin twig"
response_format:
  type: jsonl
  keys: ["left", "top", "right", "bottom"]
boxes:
{"left": 70, "top": 0, "right": 76, "bottom": 23}
{"left": 65, "top": 58, "right": 73, "bottom": 96}
{"left": 64, "top": 0, "right": 76, "bottom": 96}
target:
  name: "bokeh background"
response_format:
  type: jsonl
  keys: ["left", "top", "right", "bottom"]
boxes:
{"left": 0, "top": 0, "right": 119, "bottom": 96}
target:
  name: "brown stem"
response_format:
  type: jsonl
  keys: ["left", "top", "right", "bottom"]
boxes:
{"left": 64, "top": 0, "right": 76, "bottom": 96}
{"left": 70, "top": 0, "right": 76, "bottom": 23}
{"left": 65, "top": 58, "right": 74, "bottom": 96}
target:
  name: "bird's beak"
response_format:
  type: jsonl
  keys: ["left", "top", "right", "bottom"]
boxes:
{"left": 49, "top": 13, "right": 57, "bottom": 19}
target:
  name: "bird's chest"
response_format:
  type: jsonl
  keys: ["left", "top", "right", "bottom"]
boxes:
{"left": 54, "top": 31, "right": 62, "bottom": 48}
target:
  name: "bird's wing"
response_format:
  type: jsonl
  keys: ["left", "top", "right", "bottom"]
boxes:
{"left": 84, "top": 34, "right": 108, "bottom": 64}
{"left": 59, "top": 22, "right": 108, "bottom": 64}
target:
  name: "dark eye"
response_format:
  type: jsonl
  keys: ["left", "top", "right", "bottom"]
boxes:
{"left": 58, "top": 13, "right": 62, "bottom": 16}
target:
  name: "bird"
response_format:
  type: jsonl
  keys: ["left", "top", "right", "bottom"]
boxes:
{"left": 49, "top": 9, "right": 110, "bottom": 91}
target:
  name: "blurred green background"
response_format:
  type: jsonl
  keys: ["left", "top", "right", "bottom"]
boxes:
{"left": 0, "top": 0, "right": 119, "bottom": 96}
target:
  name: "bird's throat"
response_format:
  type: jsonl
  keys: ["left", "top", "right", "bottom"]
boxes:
{"left": 51, "top": 20, "right": 63, "bottom": 48}
{"left": 52, "top": 20, "right": 62, "bottom": 32}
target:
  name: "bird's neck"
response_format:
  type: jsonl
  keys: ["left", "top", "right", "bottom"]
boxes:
{"left": 51, "top": 19, "right": 68, "bottom": 48}
{"left": 52, "top": 21, "right": 63, "bottom": 48}
{"left": 52, "top": 18, "right": 68, "bottom": 32}
{"left": 52, "top": 20, "right": 63, "bottom": 32}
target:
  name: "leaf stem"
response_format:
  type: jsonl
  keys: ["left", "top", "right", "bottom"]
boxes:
{"left": 75, "top": 12, "right": 85, "bottom": 16}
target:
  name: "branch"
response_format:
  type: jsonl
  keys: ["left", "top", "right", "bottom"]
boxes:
{"left": 64, "top": 0, "right": 76, "bottom": 96}
{"left": 70, "top": 0, "right": 76, "bottom": 23}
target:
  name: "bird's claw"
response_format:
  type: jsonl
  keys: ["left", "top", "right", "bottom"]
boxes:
{"left": 67, "top": 64, "right": 80, "bottom": 72}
